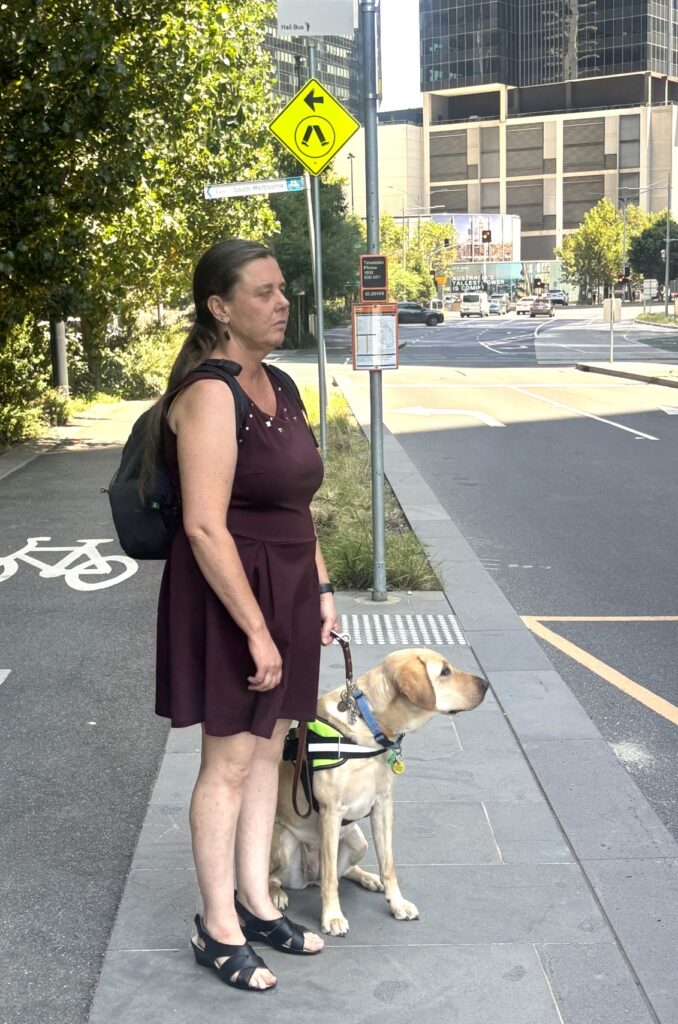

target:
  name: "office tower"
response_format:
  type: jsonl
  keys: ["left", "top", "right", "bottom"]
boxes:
{"left": 420, "top": 0, "right": 678, "bottom": 269}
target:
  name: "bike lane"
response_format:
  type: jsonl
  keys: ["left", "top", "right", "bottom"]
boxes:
{"left": 0, "top": 418, "right": 167, "bottom": 1024}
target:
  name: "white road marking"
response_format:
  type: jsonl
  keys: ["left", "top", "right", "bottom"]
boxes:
{"left": 393, "top": 406, "right": 505, "bottom": 427}
{"left": 509, "top": 386, "right": 659, "bottom": 441}
{"left": 661, "top": 407, "right": 678, "bottom": 415}
{"left": 0, "top": 670, "right": 11, "bottom": 687}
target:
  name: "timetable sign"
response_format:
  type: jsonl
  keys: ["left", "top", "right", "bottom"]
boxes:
{"left": 359, "top": 254, "right": 388, "bottom": 302}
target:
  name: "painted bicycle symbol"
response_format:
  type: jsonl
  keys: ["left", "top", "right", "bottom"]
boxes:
{"left": 0, "top": 537, "right": 138, "bottom": 591}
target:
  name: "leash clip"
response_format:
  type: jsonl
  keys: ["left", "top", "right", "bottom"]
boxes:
{"left": 330, "top": 628, "right": 359, "bottom": 723}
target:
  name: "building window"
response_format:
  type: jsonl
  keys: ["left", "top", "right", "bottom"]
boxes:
{"left": 619, "top": 172, "right": 640, "bottom": 206}
{"left": 507, "top": 179, "right": 544, "bottom": 230}
{"left": 506, "top": 124, "right": 544, "bottom": 177}
{"left": 563, "top": 119, "right": 605, "bottom": 173}
{"left": 481, "top": 182, "right": 500, "bottom": 211}
{"left": 430, "top": 130, "right": 468, "bottom": 182}
{"left": 619, "top": 113, "right": 641, "bottom": 169}
{"left": 431, "top": 185, "right": 468, "bottom": 212}
{"left": 481, "top": 126, "right": 500, "bottom": 179}
{"left": 563, "top": 175, "right": 605, "bottom": 229}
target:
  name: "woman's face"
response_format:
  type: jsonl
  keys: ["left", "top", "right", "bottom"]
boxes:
{"left": 222, "top": 257, "right": 290, "bottom": 352}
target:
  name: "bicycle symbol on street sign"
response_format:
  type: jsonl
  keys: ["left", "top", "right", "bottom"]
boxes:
{"left": 0, "top": 537, "right": 138, "bottom": 591}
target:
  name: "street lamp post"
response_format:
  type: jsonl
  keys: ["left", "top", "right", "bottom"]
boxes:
{"left": 347, "top": 152, "right": 355, "bottom": 215}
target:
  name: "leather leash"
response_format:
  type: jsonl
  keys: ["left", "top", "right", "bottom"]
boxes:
{"left": 291, "top": 628, "right": 354, "bottom": 818}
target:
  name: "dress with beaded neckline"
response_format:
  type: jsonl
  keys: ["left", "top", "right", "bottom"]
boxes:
{"left": 155, "top": 366, "right": 324, "bottom": 738}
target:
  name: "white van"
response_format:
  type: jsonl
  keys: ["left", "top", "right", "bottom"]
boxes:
{"left": 460, "top": 292, "right": 490, "bottom": 318}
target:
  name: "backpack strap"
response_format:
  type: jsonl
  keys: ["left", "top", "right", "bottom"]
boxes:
{"left": 265, "top": 363, "right": 319, "bottom": 448}
{"left": 193, "top": 359, "right": 250, "bottom": 435}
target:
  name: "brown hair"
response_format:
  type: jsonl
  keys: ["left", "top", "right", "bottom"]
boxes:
{"left": 140, "top": 238, "right": 272, "bottom": 495}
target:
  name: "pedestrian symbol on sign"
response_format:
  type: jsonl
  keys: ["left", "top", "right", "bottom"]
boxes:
{"left": 296, "top": 117, "right": 334, "bottom": 156}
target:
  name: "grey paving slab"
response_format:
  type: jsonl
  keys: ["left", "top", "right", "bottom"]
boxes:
{"left": 488, "top": 669, "right": 601, "bottom": 740}
{"left": 392, "top": 747, "right": 545, "bottom": 803}
{"left": 483, "top": 801, "right": 573, "bottom": 865}
{"left": 523, "top": 739, "right": 678, "bottom": 859}
{"left": 536, "top": 940, "right": 658, "bottom": 1024}
{"left": 464, "top": 629, "right": 556, "bottom": 672}
{"left": 88, "top": 943, "right": 563, "bottom": 1024}
{"left": 361, "top": 799, "right": 502, "bottom": 866}
{"left": 108, "top": 867, "right": 198, "bottom": 951}
{"left": 444, "top": 579, "right": 527, "bottom": 631}
{"left": 279, "top": 863, "right": 607, "bottom": 946}
{"left": 148, "top": 752, "right": 199, "bottom": 806}
{"left": 165, "top": 724, "right": 201, "bottom": 754}
{"left": 134, "top": 803, "right": 192, "bottom": 871}
{"left": 582, "top": 857, "right": 678, "bottom": 1024}
{"left": 452, "top": 708, "right": 517, "bottom": 752}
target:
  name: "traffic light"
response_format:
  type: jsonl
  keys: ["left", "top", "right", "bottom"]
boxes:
{"left": 430, "top": 270, "right": 436, "bottom": 280}
{"left": 481, "top": 229, "right": 492, "bottom": 244}
{"left": 534, "top": 277, "right": 542, "bottom": 289}
{"left": 443, "top": 238, "right": 450, "bottom": 247}
{"left": 661, "top": 249, "right": 667, "bottom": 262}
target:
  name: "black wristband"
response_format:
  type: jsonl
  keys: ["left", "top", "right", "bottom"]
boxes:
{"left": 319, "top": 582, "right": 335, "bottom": 595}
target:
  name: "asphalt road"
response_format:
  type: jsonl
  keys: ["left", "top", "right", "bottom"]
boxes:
{"left": 0, "top": 445, "right": 168, "bottom": 1024}
{"left": 322, "top": 310, "right": 678, "bottom": 839}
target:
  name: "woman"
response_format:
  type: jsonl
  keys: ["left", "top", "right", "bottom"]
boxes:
{"left": 151, "top": 238, "right": 337, "bottom": 991}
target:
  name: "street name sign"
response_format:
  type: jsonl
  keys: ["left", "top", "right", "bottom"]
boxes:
{"left": 204, "top": 176, "right": 306, "bottom": 201}
{"left": 276, "top": 0, "right": 355, "bottom": 36}
{"left": 359, "top": 254, "right": 388, "bottom": 302}
{"left": 352, "top": 303, "right": 399, "bottom": 371}
{"left": 269, "top": 77, "right": 360, "bottom": 177}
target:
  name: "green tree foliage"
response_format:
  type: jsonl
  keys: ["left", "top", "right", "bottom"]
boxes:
{"left": 628, "top": 214, "right": 678, "bottom": 295}
{"left": 555, "top": 199, "right": 653, "bottom": 298}
{"left": 0, "top": 0, "right": 278, "bottom": 345}
{"left": 378, "top": 215, "right": 456, "bottom": 300}
{"left": 0, "top": 0, "right": 281, "bottom": 442}
{"left": 266, "top": 171, "right": 363, "bottom": 308}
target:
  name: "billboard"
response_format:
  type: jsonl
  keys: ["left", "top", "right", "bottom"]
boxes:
{"left": 432, "top": 214, "right": 521, "bottom": 264}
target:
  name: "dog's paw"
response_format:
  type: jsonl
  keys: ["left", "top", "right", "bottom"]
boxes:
{"left": 357, "top": 870, "right": 384, "bottom": 892}
{"left": 390, "top": 899, "right": 419, "bottom": 921}
{"left": 321, "top": 913, "right": 350, "bottom": 936}
{"left": 269, "top": 884, "right": 289, "bottom": 911}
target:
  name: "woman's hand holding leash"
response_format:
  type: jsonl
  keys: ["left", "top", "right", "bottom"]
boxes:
{"left": 320, "top": 592, "right": 338, "bottom": 646}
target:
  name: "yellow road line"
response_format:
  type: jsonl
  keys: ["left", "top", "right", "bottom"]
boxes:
{"left": 521, "top": 616, "right": 678, "bottom": 727}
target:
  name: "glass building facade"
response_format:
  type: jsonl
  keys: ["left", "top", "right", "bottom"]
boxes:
{"left": 421, "top": 0, "right": 678, "bottom": 91}
{"left": 264, "top": 24, "right": 361, "bottom": 118}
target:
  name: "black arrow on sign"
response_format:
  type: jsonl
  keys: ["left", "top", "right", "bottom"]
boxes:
{"left": 301, "top": 124, "right": 329, "bottom": 147}
{"left": 304, "top": 89, "right": 324, "bottom": 111}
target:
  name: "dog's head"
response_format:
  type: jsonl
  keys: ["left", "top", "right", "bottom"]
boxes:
{"left": 379, "top": 649, "right": 488, "bottom": 725}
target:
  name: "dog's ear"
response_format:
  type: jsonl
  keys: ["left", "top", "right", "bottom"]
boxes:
{"left": 394, "top": 655, "right": 436, "bottom": 710}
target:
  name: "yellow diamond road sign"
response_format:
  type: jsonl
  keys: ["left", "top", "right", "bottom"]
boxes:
{"left": 269, "top": 77, "right": 360, "bottom": 176}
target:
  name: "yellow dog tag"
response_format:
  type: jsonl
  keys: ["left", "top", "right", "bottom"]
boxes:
{"left": 391, "top": 758, "right": 405, "bottom": 775}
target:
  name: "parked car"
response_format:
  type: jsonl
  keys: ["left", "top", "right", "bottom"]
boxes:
{"left": 397, "top": 301, "right": 444, "bottom": 326}
{"left": 547, "top": 289, "right": 569, "bottom": 306}
{"left": 516, "top": 295, "right": 536, "bottom": 315}
{"left": 460, "top": 292, "right": 490, "bottom": 318}
{"left": 489, "top": 292, "right": 510, "bottom": 312}
{"left": 530, "top": 297, "right": 555, "bottom": 318}
{"left": 488, "top": 299, "right": 504, "bottom": 315}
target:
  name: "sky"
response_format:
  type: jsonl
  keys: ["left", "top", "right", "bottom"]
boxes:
{"left": 379, "top": 0, "right": 421, "bottom": 111}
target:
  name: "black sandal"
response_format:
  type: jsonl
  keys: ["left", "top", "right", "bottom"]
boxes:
{"left": 191, "top": 914, "right": 276, "bottom": 991}
{"left": 235, "top": 897, "right": 323, "bottom": 956}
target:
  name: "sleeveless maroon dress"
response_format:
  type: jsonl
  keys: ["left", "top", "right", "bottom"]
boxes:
{"left": 155, "top": 367, "right": 324, "bottom": 738}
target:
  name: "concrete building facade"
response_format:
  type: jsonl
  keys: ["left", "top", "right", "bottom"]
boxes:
{"left": 420, "top": 0, "right": 678, "bottom": 263}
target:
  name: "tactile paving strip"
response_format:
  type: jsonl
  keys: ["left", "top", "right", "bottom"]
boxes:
{"left": 338, "top": 613, "right": 467, "bottom": 646}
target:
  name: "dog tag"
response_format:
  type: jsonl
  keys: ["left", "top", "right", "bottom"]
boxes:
{"left": 391, "top": 758, "right": 405, "bottom": 775}
{"left": 337, "top": 699, "right": 349, "bottom": 712}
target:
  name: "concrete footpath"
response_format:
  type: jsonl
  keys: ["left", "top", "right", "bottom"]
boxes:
{"left": 35, "top": 363, "right": 677, "bottom": 1023}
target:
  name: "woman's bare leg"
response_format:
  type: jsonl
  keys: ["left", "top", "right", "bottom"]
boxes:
{"left": 235, "top": 719, "right": 324, "bottom": 953}
{"left": 189, "top": 729, "right": 276, "bottom": 989}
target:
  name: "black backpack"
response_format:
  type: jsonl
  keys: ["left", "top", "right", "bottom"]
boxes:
{"left": 105, "top": 359, "right": 310, "bottom": 560}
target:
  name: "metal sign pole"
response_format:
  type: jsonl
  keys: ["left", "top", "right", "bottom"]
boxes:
{"left": 307, "top": 41, "right": 328, "bottom": 459}
{"left": 361, "top": 0, "right": 387, "bottom": 601}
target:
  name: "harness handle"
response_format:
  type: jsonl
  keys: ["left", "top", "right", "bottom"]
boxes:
{"left": 291, "top": 721, "right": 312, "bottom": 818}
{"left": 290, "top": 630, "right": 355, "bottom": 819}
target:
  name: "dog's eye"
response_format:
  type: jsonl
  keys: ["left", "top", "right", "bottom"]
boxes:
{"left": 440, "top": 666, "right": 451, "bottom": 676}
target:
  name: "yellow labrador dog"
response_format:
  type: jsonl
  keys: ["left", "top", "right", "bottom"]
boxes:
{"left": 270, "top": 649, "right": 488, "bottom": 936}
